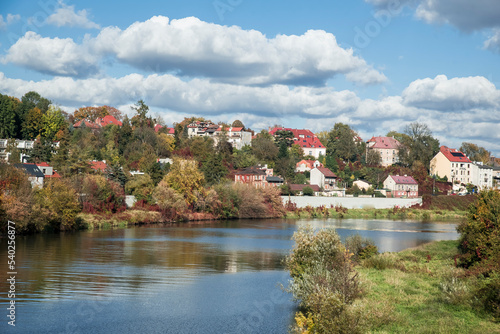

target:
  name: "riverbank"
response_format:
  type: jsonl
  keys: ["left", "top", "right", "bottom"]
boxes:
{"left": 287, "top": 237, "right": 500, "bottom": 333}
{"left": 357, "top": 240, "right": 500, "bottom": 333}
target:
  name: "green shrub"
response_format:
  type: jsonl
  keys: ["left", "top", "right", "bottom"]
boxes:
{"left": 345, "top": 234, "right": 378, "bottom": 261}
{"left": 475, "top": 271, "right": 500, "bottom": 320}
{"left": 285, "top": 226, "right": 364, "bottom": 333}
{"left": 362, "top": 253, "right": 405, "bottom": 271}
{"left": 457, "top": 189, "right": 500, "bottom": 274}
{"left": 302, "top": 186, "right": 314, "bottom": 196}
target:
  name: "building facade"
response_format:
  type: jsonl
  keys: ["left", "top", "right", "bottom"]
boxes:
{"left": 187, "top": 122, "right": 252, "bottom": 149}
{"left": 295, "top": 159, "right": 323, "bottom": 173}
{"left": 366, "top": 136, "right": 400, "bottom": 167}
{"left": 269, "top": 127, "right": 326, "bottom": 159}
{"left": 383, "top": 175, "right": 418, "bottom": 198}
{"left": 310, "top": 167, "right": 337, "bottom": 191}
{"left": 430, "top": 146, "right": 473, "bottom": 185}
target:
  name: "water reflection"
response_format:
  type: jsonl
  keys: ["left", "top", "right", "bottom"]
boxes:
{"left": 0, "top": 218, "right": 459, "bottom": 333}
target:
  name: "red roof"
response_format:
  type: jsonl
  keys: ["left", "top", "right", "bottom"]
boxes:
{"left": 74, "top": 115, "right": 122, "bottom": 128}
{"left": 269, "top": 127, "right": 325, "bottom": 149}
{"left": 289, "top": 184, "right": 321, "bottom": 192}
{"left": 296, "top": 159, "right": 323, "bottom": 169}
{"left": 90, "top": 161, "right": 108, "bottom": 172}
{"left": 73, "top": 119, "right": 100, "bottom": 129}
{"left": 389, "top": 175, "right": 418, "bottom": 185}
{"left": 36, "top": 162, "right": 50, "bottom": 167}
{"left": 316, "top": 167, "right": 337, "bottom": 178}
{"left": 367, "top": 136, "right": 400, "bottom": 149}
{"left": 154, "top": 124, "right": 163, "bottom": 132}
{"left": 440, "top": 146, "right": 472, "bottom": 163}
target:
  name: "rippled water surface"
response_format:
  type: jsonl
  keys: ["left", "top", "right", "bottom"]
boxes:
{"left": 0, "top": 218, "right": 459, "bottom": 333}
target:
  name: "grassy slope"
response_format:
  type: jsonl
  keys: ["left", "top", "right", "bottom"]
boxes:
{"left": 357, "top": 241, "right": 500, "bottom": 333}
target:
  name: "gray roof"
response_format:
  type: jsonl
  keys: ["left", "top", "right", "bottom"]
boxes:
{"left": 14, "top": 163, "right": 45, "bottom": 178}
{"left": 266, "top": 176, "right": 284, "bottom": 183}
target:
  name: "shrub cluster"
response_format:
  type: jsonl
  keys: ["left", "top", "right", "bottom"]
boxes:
{"left": 456, "top": 189, "right": 500, "bottom": 320}
{"left": 285, "top": 226, "right": 365, "bottom": 333}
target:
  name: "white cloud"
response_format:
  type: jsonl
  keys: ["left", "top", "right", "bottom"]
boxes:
{"left": 1, "top": 72, "right": 499, "bottom": 155}
{"left": 92, "top": 16, "right": 386, "bottom": 85}
{"left": 401, "top": 75, "right": 500, "bottom": 110}
{"left": 46, "top": 1, "right": 100, "bottom": 29}
{"left": 0, "top": 14, "right": 20, "bottom": 29}
{"left": 485, "top": 29, "right": 500, "bottom": 53}
{"left": 1, "top": 32, "right": 100, "bottom": 77}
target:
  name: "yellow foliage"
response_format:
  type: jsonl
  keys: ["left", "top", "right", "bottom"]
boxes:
{"left": 164, "top": 158, "right": 204, "bottom": 206}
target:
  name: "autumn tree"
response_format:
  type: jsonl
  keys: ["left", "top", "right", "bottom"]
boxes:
{"left": 366, "top": 149, "right": 382, "bottom": 166}
{"left": 22, "top": 107, "right": 44, "bottom": 139}
{"left": 164, "top": 158, "right": 205, "bottom": 206}
{"left": 398, "top": 122, "right": 439, "bottom": 169}
{"left": 131, "top": 99, "right": 151, "bottom": 128}
{"left": 459, "top": 142, "right": 491, "bottom": 164}
{"left": 231, "top": 119, "right": 245, "bottom": 128}
{"left": 41, "top": 106, "right": 66, "bottom": 141}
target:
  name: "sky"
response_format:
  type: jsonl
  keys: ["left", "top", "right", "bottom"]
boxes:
{"left": 0, "top": 0, "right": 499, "bottom": 156}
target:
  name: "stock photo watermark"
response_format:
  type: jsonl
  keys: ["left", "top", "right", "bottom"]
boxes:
{"left": 6, "top": 220, "right": 16, "bottom": 327}
{"left": 7, "top": 0, "right": 58, "bottom": 45}
{"left": 353, "top": 0, "right": 405, "bottom": 49}
{"left": 213, "top": 0, "right": 243, "bottom": 22}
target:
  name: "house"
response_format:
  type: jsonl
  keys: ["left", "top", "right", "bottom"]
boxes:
{"left": 154, "top": 124, "right": 175, "bottom": 135}
{"left": 187, "top": 121, "right": 252, "bottom": 149}
{"left": 430, "top": 146, "right": 473, "bottom": 185}
{"left": 383, "top": 175, "right": 418, "bottom": 198}
{"left": 471, "top": 163, "right": 493, "bottom": 190}
{"left": 366, "top": 136, "right": 400, "bottom": 167}
{"left": 269, "top": 127, "right": 326, "bottom": 159}
{"left": 493, "top": 167, "right": 500, "bottom": 189}
{"left": 36, "top": 162, "right": 61, "bottom": 178}
{"left": 295, "top": 159, "right": 323, "bottom": 173}
{"left": 234, "top": 166, "right": 268, "bottom": 188}
{"left": 73, "top": 115, "right": 122, "bottom": 129}
{"left": 353, "top": 180, "right": 371, "bottom": 191}
{"left": 310, "top": 167, "right": 337, "bottom": 191}
{"left": 289, "top": 184, "right": 321, "bottom": 195}
{"left": 266, "top": 176, "right": 284, "bottom": 187}
{"left": 14, "top": 163, "right": 45, "bottom": 188}
{"left": 90, "top": 160, "right": 108, "bottom": 173}
{"left": 0, "top": 139, "right": 35, "bottom": 162}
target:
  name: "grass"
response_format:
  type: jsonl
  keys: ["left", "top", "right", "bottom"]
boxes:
{"left": 76, "top": 210, "right": 162, "bottom": 230}
{"left": 357, "top": 240, "right": 500, "bottom": 333}
{"left": 285, "top": 206, "right": 467, "bottom": 221}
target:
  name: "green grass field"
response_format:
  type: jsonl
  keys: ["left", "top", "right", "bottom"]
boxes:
{"left": 357, "top": 241, "right": 500, "bottom": 333}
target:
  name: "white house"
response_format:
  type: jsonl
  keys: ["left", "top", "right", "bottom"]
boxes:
{"left": 295, "top": 159, "right": 323, "bottom": 173}
{"left": 471, "top": 163, "right": 493, "bottom": 190}
{"left": 310, "top": 167, "right": 337, "bottom": 191}
{"left": 430, "top": 146, "right": 473, "bottom": 185}
{"left": 383, "top": 175, "right": 418, "bottom": 198}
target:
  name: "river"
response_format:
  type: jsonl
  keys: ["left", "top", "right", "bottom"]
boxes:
{"left": 0, "top": 218, "right": 459, "bottom": 333}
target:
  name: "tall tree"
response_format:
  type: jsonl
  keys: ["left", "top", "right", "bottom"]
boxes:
{"left": 459, "top": 142, "right": 491, "bottom": 164}
{"left": 251, "top": 130, "right": 278, "bottom": 163}
{"left": 326, "top": 123, "right": 362, "bottom": 162}
{"left": 41, "top": 106, "right": 66, "bottom": 141}
{"left": 165, "top": 158, "right": 205, "bottom": 206}
{"left": 398, "top": 122, "right": 439, "bottom": 169}
{"left": 0, "top": 94, "right": 17, "bottom": 138}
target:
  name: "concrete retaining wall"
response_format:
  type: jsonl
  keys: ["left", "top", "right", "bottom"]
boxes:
{"left": 282, "top": 196, "right": 422, "bottom": 209}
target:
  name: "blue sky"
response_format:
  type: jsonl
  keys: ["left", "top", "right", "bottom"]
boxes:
{"left": 1, "top": 0, "right": 500, "bottom": 156}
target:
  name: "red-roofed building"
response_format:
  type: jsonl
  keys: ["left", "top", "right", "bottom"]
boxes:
{"left": 269, "top": 127, "right": 326, "bottom": 159}
{"left": 310, "top": 167, "right": 337, "bottom": 191}
{"left": 154, "top": 124, "right": 175, "bottom": 135}
{"left": 366, "top": 136, "right": 400, "bottom": 167}
{"left": 430, "top": 146, "right": 473, "bottom": 185}
{"left": 295, "top": 159, "right": 323, "bottom": 173}
{"left": 74, "top": 115, "right": 122, "bottom": 129}
{"left": 90, "top": 160, "right": 108, "bottom": 173}
{"left": 383, "top": 175, "right": 418, "bottom": 198}
{"left": 36, "top": 162, "right": 61, "bottom": 178}
{"left": 187, "top": 121, "right": 252, "bottom": 149}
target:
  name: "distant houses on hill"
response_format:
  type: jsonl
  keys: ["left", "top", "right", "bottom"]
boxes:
{"left": 269, "top": 127, "right": 326, "bottom": 159}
